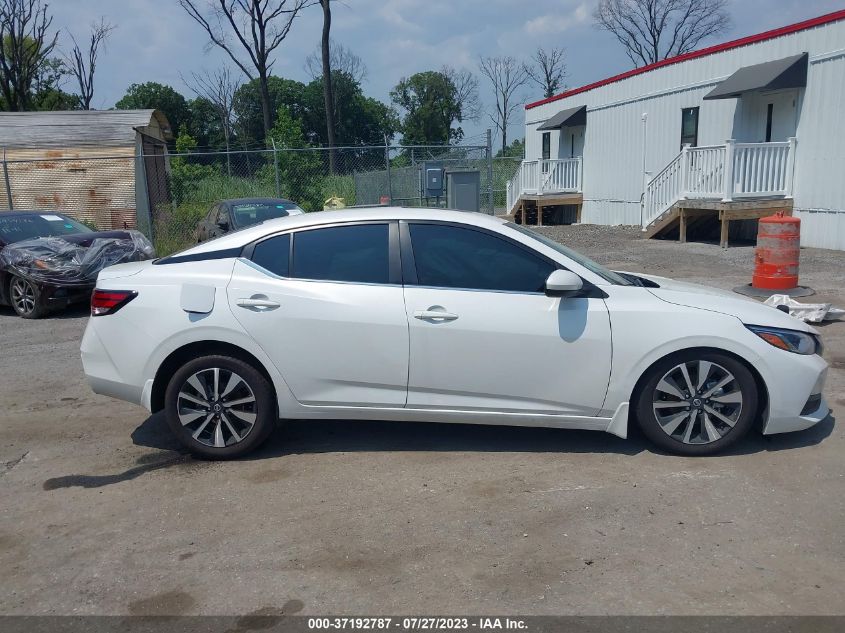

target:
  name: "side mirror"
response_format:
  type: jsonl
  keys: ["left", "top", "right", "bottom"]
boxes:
{"left": 217, "top": 221, "right": 229, "bottom": 231}
{"left": 545, "top": 269, "right": 583, "bottom": 297}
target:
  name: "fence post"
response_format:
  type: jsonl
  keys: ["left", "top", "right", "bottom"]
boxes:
{"left": 384, "top": 135, "right": 393, "bottom": 204}
{"left": 2, "top": 148, "right": 12, "bottom": 210}
{"left": 723, "top": 139, "right": 735, "bottom": 201}
{"left": 271, "top": 138, "right": 281, "bottom": 197}
{"left": 486, "top": 128, "right": 494, "bottom": 214}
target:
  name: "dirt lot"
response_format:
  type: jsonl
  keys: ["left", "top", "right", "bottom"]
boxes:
{"left": 1, "top": 226, "right": 843, "bottom": 616}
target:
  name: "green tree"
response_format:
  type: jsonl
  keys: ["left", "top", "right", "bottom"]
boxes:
{"left": 187, "top": 96, "right": 224, "bottom": 149}
{"left": 115, "top": 82, "right": 190, "bottom": 139}
{"left": 266, "top": 105, "right": 322, "bottom": 210}
{"left": 302, "top": 71, "right": 396, "bottom": 147}
{"left": 170, "top": 124, "right": 215, "bottom": 203}
{"left": 496, "top": 137, "right": 524, "bottom": 158}
{"left": 0, "top": 0, "right": 58, "bottom": 111}
{"left": 233, "top": 76, "right": 307, "bottom": 148}
{"left": 390, "top": 70, "right": 464, "bottom": 145}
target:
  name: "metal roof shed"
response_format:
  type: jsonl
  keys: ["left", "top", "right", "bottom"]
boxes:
{"left": 0, "top": 110, "right": 172, "bottom": 231}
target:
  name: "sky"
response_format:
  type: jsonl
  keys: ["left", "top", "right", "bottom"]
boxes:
{"left": 51, "top": 0, "right": 844, "bottom": 149}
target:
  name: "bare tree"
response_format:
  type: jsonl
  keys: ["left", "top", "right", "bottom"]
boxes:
{"left": 442, "top": 65, "right": 481, "bottom": 122}
{"left": 479, "top": 56, "right": 529, "bottom": 150}
{"left": 594, "top": 0, "right": 730, "bottom": 67}
{"left": 0, "top": 0, "right": 58, "bottom": 111}
{"left": 183, "top": 66, "right": 241, "bottom": 174}
{"left": 304, "top": 39, "right": 366, "bottom": 84}
{"left": 65, "top": 18, "right": 114, "bottom": 110}
{"left": 318, "top": 0, "right": 336, "bottom": 174}
{"left": 178, "top": 0, "right": 314, "bottom": 140}
{"left": 524, "top": 46, "right": 566, "bottom": 99}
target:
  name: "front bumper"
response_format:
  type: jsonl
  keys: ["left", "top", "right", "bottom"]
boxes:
{"left": 762, "top": 362, "right": 829, "bottom": 435}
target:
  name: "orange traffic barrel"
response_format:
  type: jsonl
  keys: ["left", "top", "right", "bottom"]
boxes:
{"left": 752, "top": 213, "right": 800, "bottom": 290}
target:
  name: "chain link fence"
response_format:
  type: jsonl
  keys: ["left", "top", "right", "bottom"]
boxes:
{"left": 0, "top": 139, "right": 523, "bottom": 256}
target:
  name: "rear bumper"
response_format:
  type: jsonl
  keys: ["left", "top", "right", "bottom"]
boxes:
{"left": 80, "top": 322, "right": 143, "bottom": 405}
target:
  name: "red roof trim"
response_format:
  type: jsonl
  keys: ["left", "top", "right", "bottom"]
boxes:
{"left": 525, "top": 9, "right": 845, "bottom": 110}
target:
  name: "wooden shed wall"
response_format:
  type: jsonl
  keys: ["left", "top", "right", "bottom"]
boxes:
{"left": 0, "top": 145, "right": 138, "bottom": 230}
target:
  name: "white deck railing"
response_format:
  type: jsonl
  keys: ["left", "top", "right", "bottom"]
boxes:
{"left": 507, "top": 158, "right": 582, "bottom": 211}
{"left": 642, "top": 138, "right": 796, "bottom": 229}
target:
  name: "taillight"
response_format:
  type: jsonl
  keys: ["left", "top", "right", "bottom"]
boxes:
{"left": 91, "top": 289, "right": 137, "bottom": 316}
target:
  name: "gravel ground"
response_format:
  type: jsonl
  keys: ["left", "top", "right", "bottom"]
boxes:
{"left": 0, "top": 226, "right": 843, "bottom": 616}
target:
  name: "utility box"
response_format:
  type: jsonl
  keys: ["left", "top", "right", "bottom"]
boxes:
{"left": 446, "top": 170, "right": 481, "bottom": 212}
{"left": 422, "top": 162, "right": 444, "bottom": 198}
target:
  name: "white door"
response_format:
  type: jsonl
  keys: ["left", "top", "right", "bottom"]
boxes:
{"left": 227, "top": 223, "right": 409, "bottom": 407}
{"left": 753, "top": 90, "right": 797, "bottom": 142}
{"left": 402, "top": 222, "right": 612, "bottom": 415}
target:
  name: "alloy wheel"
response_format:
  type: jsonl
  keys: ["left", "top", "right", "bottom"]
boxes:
{"left": 652, "top": 360, "right": 743, "bottom": 445}
{"left": 10, "top": 277, "right": 36, "bottom": 315}
{"left": 177, "top": 367, "right": 257, "bottom": 448}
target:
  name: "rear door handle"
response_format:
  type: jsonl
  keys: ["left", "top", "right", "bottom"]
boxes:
{"left": 413, "top": 309, "right": 458, "bottom": 321}
{"left": 236, "top": 297, "right": 280, "bottom": 310}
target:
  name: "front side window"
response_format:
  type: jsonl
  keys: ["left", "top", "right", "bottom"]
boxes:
{"left": 251, "top": 233, "right": 290, "bottom": 277}
{"left": 408, "top": 223, "right": 554, "bottom": 293}
{"left": 292, "top": 224, "right": 389, "bottom": 284}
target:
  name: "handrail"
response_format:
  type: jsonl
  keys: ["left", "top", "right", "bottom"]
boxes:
{"left": 642, "top": 138, "right": 796, "bottom": 229}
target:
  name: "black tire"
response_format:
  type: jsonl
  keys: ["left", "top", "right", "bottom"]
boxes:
{"left": 634, "top": 350, "right": 759, "bottom": 456}
{"left": 164, "top": 355, "right": 277, "bottom": 459}
{"left": 9, "top": 275, "right": 48, "bottom": 319}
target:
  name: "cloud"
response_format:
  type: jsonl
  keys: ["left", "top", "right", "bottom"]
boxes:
{"left": 523, "top": 3, "right": 590, "bottom": 35}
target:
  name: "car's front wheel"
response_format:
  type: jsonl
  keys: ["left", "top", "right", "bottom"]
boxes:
{"left": 9, "top": 275, "right": 48, "bottom": 319}
{"left": 635, "top": 351, "right": 759, "bottom": 456}
{"left": 164, "top": 355, "right": 277, "bottom": 459}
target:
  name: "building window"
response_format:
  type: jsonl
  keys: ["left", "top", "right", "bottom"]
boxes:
{"left": 541, "top": 132, "right": 551, "bottom": 160}
{"left": 765, "top": 103, "right": 774, "bottom": 142}
{"left": 680, "top": 107, "right": 699, "bottom": 148}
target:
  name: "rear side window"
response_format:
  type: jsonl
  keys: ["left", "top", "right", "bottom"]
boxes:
{"left": 251, "top": 233, "right": 290, "bottom": 277}
{"left": 409, "top": 223, "right": 554, "bottom": 292}
{"left": 292, "top": 224, "right": 389, "bottom": 284}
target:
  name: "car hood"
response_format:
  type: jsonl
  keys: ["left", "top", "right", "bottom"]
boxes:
{"left": 631, "top": 272, "right": 817, "bottom": 334}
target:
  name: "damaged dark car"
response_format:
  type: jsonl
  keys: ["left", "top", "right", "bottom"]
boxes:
{"left": 0, "top": 211, "right": 155, "bottom": 319}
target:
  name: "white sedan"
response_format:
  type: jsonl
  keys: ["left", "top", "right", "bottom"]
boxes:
{"left": 81, "top": 208, "right": 829, "bottom": 458}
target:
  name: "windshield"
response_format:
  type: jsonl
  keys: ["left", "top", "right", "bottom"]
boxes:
{"left": 0, "top": 213, "right": 92, "bottom": 244}
{"left": 507, "top": 222, "right": 632, "bottom": 286}
{"left": 232, "top": 202, "right": 302, "bottom": 228}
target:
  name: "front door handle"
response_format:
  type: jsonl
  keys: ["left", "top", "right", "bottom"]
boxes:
{"left": 414, "top": 309, "right": 458, "bottom": 322}
{"left": 236, "top": 296, "right": 280, "bottom": 310}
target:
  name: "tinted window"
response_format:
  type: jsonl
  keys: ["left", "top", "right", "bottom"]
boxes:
{"left": 251, "top": 233, "right": 290, "bottom": 277}
{"left": 292, "top": 224, "right": 389, "bottom": 284}
{"left": 409, "top": 223, "right": 554, "bottom": 292}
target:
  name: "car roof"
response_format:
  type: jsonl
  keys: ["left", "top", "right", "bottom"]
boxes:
{"left": 0, "top": 210, "right": 72, "bottom": 218}
{"left": 183, "top": 207, "right": 508, "bottom": 255}
{"left": 222, "top": 198, "right": 299, "bottom": 206}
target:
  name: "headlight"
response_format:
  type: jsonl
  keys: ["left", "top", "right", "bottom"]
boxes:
{"left": 746, "top": 325, "right": 820, "bottom": 355}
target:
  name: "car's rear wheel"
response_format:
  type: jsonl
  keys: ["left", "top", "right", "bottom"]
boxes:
{"left": 164, "top": 355, "right": 276, "bottom": 459}
{"left": 9, "top": 275, "right": 47, "bottom": 319}
{"left": 635, "top": 351, "right": 759, "bottom": 456}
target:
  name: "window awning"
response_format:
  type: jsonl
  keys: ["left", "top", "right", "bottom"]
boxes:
{"left": 703, "top": 53, "right": 808, "bottom": 100}
{"left": 536, "top": 105, "right": 586, "bottom": 130}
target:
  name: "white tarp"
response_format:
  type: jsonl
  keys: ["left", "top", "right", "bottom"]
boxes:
{"left": 764, "top": 294, "right": 845, "bottom": 323}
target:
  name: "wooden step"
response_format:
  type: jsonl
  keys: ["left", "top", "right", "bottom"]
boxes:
{"left": 643, "top": 207, "right": 681, "bottom": 239}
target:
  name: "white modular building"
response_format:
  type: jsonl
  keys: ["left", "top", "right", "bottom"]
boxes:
{"left": 509, "top": 9, "right": 845, "bottom": 249}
